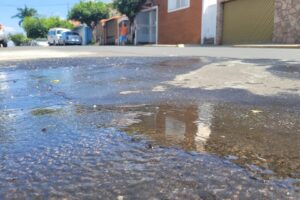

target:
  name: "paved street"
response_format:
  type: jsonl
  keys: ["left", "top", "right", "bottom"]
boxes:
{"left": 0, "top": 47, "right": 299, "bottom": 199}
{"left": 1, "top": 46, "right": 300, "bottom": 61}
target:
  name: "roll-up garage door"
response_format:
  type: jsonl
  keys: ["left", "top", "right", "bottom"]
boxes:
{"left": 222, "top": 0, "right": 274, "bottom": 44}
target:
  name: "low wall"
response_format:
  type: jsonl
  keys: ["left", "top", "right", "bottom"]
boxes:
{"left": 216, "top": 0, "right": 300, "bottom": 44}
{"left": 273, "top": 0, "right": 300, "bottom": 44}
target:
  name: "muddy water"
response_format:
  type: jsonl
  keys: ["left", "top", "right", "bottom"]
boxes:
{"left": 0, "top": 57, "right": 299, "bottom": 199}
{"left": 123, "top": 103, "right": 300, "bottom": 180}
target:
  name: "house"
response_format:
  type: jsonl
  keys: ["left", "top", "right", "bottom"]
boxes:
{"left": 94, "top": 19, "right": 106, "bottom": 45}
{"left": 72, "top": 25, "right": 93, "bottom": 45}
{"left": 136, "top": 0, "right": 300, "bottom": 45}
{"left": 201, "top": 0, "right": 300, "bottom": 45}
{"left": 69, "top": 20, "right": 93, "bottom": 45}
{"left": 135, "top": 0, "right": 202, "bottom": 45}
{"left": 69, "top": 20, "right": 82, "bottom": 27}
{"left": 95, "top": 16, "right": 129, "bottom": 45}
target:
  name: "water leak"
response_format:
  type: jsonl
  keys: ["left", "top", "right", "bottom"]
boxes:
{"left": 123, "top": 103, "right": 300, "bottom": 181}
{"left": 0, "top": 57, "right": 299, "bottom": 199}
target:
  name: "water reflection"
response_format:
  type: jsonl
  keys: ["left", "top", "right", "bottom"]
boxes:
{"left": 0, "top": 110, "right": 17, "bottom": 144}
{"left": 195, "top": 103, "right": 214, "bottom": 151}
{"left": 124, "top": 103, "right": 300, "bottom": 180}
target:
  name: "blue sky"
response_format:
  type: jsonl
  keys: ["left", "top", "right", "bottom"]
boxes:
{"left": 0, "top": 0, "right": 111, "bottom": 33}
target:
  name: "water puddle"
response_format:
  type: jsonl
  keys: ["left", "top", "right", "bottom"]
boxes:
{"left": 27, "top": 102, "right": 300, "bottom": 183}
{"left": 1, "top": 57, "right": 300, "bottom": 198}
{"left": 122, "top": 103, "right": 300, "bottom": 181}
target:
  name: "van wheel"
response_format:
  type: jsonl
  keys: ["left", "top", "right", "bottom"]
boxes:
{"left": 3, "top": 41, "right": 7, "bottom": 48}
{"left": 53, "top": 40, "right": 56, "bottom": 46}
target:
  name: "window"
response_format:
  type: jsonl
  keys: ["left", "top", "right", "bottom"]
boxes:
{"left": 168, "top": 0, "right": 190, "bottom": 12}
{"left": 66, "top": 32, "right": 79, "bottom": 36}
{"left": 48, "top": 30, "right": 54, "bottom": 36}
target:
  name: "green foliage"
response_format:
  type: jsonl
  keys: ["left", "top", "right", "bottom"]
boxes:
{"left": 22, "top": 17, "right": 74, "bottom": 39}
{"left": 68, "top": 0, "right": 109, "bottom": 28}
{"left": 113, "top": 0, "right": 147, "bottom": 22}
{"left": 42, "top": 16, "right": 74, "bottom": 30}
{"left": 9, "top": 33, "right": 29, "bottom": 46}
{"left": 12, "top": 5, "right": 37, "bottom": 26}
{"left": 22, "top": 17, "right": 47, "bottom": 39}
{"left": 106, "top": 3, "right": 120, "bottom": 17}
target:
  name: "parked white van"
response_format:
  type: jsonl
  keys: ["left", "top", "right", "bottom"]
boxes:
{"left": 47, "top": 28, "right": 70, "bottom": 46}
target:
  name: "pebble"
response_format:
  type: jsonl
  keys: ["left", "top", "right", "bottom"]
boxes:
{"left": 41, "top": 128, "right": 47, "bottom": 132}
{"left": 146, "top": 143, "right": 153, "bottom": 149}
{"left": 117, "top": 195, "right": 124, "bottom": 200}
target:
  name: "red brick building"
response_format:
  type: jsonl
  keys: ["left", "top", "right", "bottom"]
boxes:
{"left": 135, "top": 0, "right": 202, "bottom": 45}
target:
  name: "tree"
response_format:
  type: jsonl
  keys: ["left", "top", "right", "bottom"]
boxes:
{"left": 42, "top": 16, "right": 74, "bottom": 30}
{"left": 106, "top": 3, "right": 120, "bottom": 18}
{"left": 22, "top": 16, "right": 73, "bottom": 39}
{"left": 113, "top": 0, "right": 147, "bottom": 23}
{"left": 68, "top": 0, "right": 109, "bottom": 28}
{"left": 22, "top": 17, "right": 47, "bottom": 38}
{"left": 12, "top": 5, "right": 37, "bottom": 26}
{"left": 113, "top": 0, "right": 147, "bottom": 44}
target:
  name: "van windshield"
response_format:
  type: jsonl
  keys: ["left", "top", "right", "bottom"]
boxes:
{"left": 65, "top": 32, "right": 79, "bottom": 36}
{"left": 57, "top": 30, "right": 63, "bottom": 34}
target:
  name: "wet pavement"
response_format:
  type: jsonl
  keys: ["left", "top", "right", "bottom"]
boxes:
{"left": 0, "top": 57, "right": 299, "bottom": 199}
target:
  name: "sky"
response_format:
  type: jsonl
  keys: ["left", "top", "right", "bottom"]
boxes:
{"left": 0, "top": 0, "right": 111, "bottom": 33}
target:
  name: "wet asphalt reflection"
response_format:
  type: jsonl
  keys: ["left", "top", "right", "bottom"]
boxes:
{"left": 0, "top": 57, "right": 299, "bottom": 199}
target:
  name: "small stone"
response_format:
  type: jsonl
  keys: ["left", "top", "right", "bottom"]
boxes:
{"left": 51, "top": 79, "right": 60, "bottom": 84}
{"left": 146, "top": 143, "right": 153, "bottom": 149}
{"left": 251, "top": 110, "right": 263, "bottom": 114}
{"left": 41, "top": 128, "right": 47, "bottom": 132}
{"left": 117, "top": 195, "right": 124, "bottom": 200}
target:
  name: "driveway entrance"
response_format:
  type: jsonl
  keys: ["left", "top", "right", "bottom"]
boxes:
{"left": 135, "top": 7, "right": 158, "bottom": 44}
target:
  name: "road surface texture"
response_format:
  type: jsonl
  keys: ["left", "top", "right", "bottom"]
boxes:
{"left": 0, "top": 46, "right": 299, "bottom": 199}
{"left": 1, "top": 46, "right": 300, "bottom": 61}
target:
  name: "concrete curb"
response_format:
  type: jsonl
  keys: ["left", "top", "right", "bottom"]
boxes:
{"left": 233, "top": 44, "right": 300, "bottom": 49}
{"left": 142, "top": 44, "right": 300, "bottom": 49}
{"left": 143, "top": 44, "right": 186, "bottom": 48}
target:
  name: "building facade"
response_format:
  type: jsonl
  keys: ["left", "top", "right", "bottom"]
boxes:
{"left": 273, "top": 0, "right": 300, "bottom": 44}
{"left": 95, "top": 16, "right": 129, "bottom": 45}
{"left": 135, "top": 0, "right": 202, "bottom": 44}
{"left": 203, "top": 0, "right": 300, "bottom": 45}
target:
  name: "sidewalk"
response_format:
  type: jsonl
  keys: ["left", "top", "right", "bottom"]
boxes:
{"left": 1, "top": 46, "right": 300, "bottom": 62}
{"left": 233, "top": 44, "right": 300, "bottom": 49}
{"left": 146, "top": 44, "right": 300, "bottom": 49}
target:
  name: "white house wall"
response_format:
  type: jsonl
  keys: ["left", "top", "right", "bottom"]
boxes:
{"left": 201, "top": 0, "right": 217, "bottom": 44}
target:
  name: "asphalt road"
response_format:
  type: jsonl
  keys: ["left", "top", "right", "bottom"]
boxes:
{"left": 1, "top": 46, "right": 300, "bottom": 61}
{"left": 0, "top": 47, "right": 299, "bottom": 199}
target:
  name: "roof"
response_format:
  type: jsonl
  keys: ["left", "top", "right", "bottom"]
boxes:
{"left": 100, "top": 16, "right": 124, "bottom": 25}
{"left": 69, "top": 20, "right": 82, "bottom": 27}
